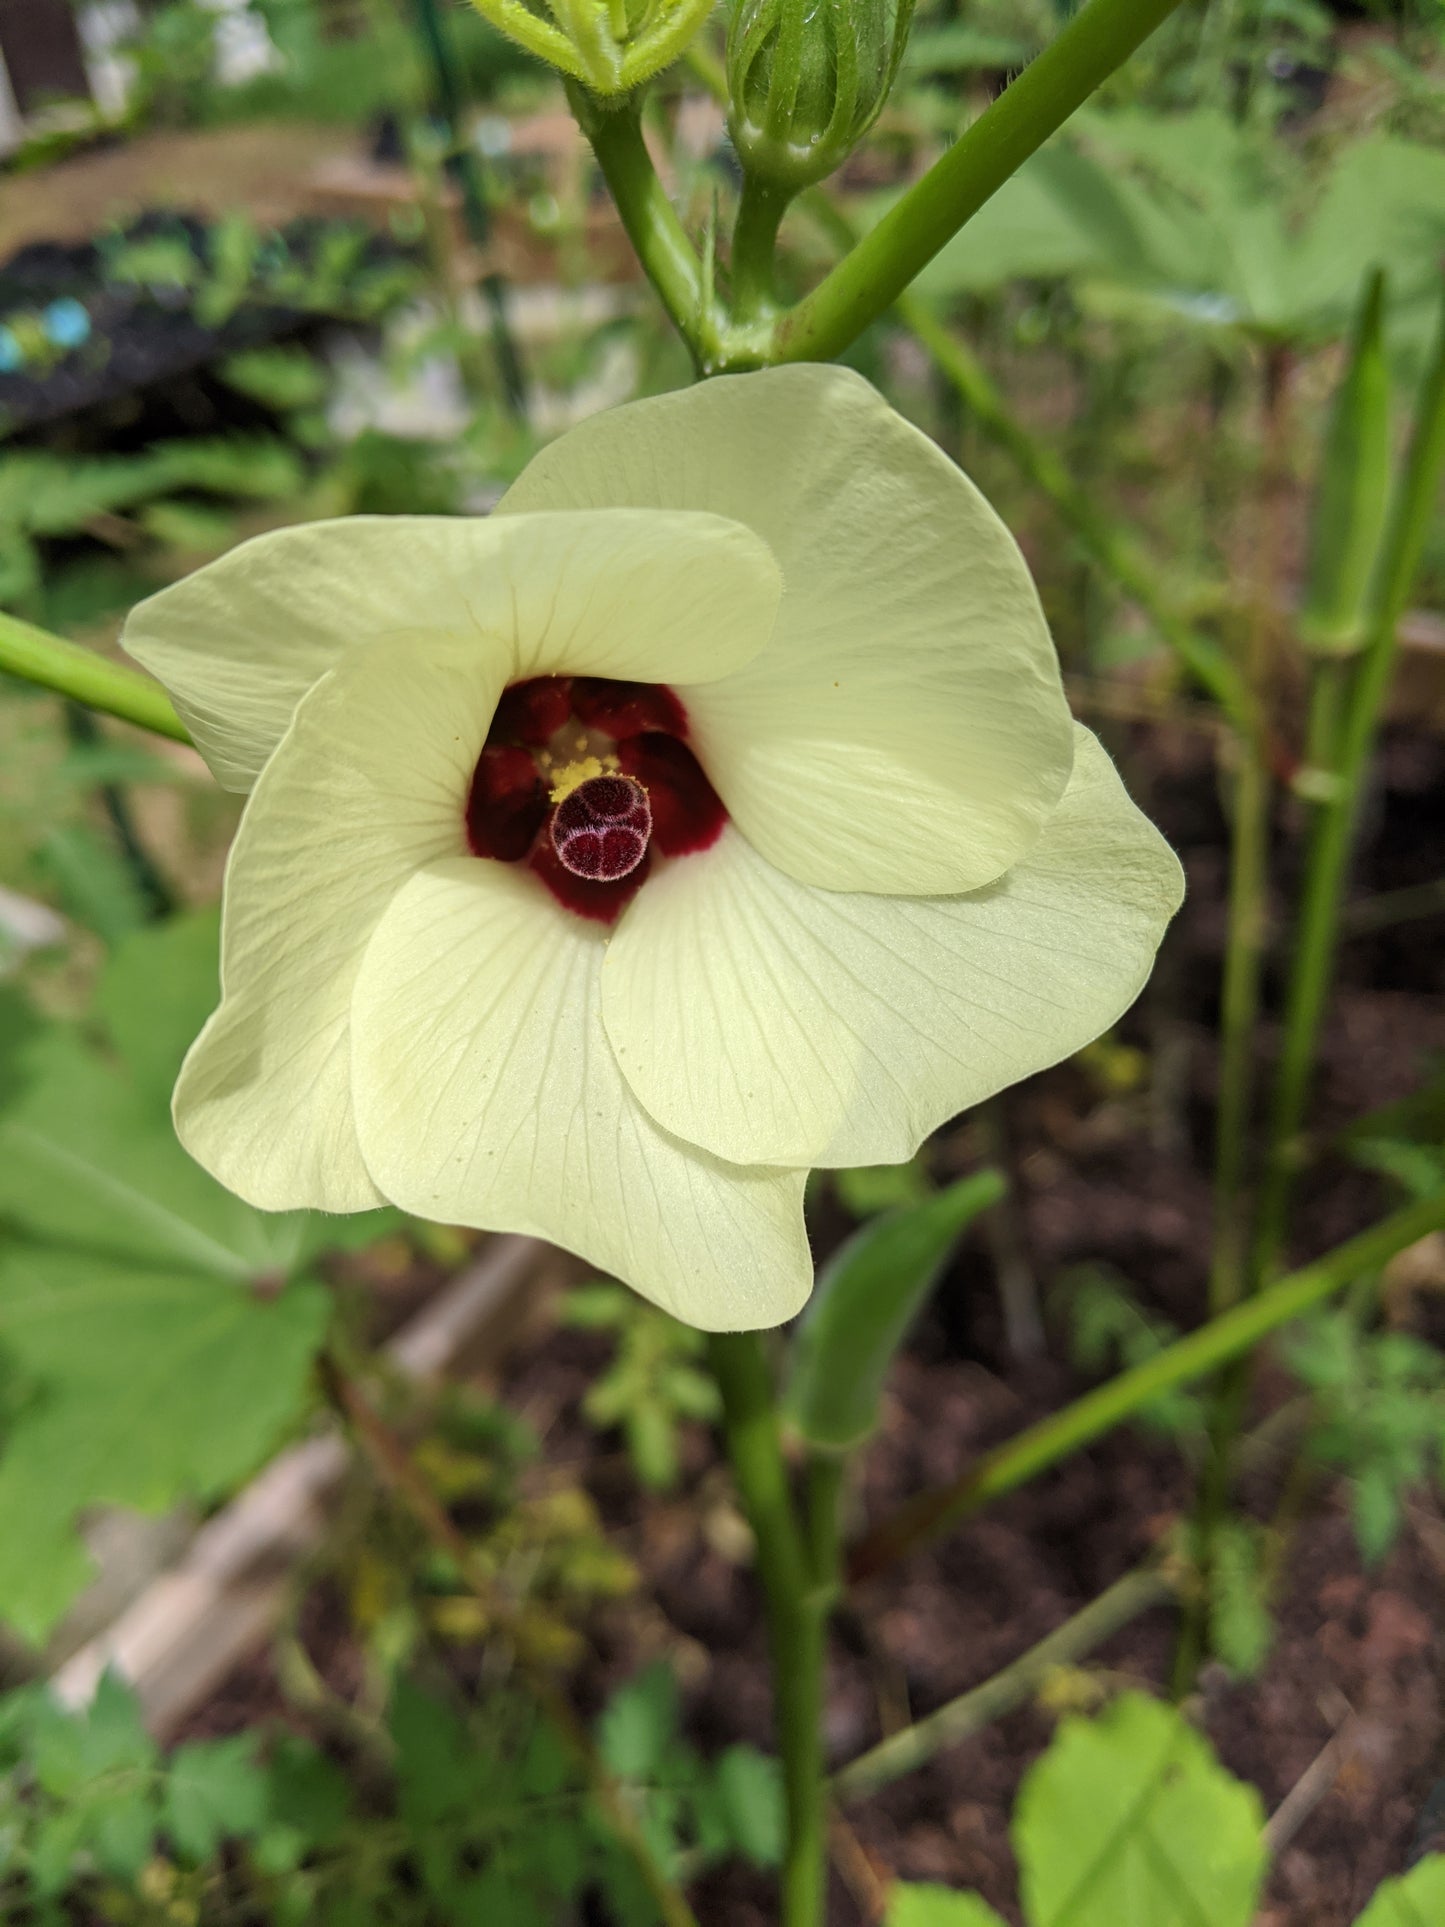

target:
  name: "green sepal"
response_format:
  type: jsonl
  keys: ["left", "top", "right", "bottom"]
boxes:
{"left": 784, "top": 1170, "right": 1003, "bottom": 1452}
{"left": 1300, "top": 268, "right": 1392, "bottom": 657}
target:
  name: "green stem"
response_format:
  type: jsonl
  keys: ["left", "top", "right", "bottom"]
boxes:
{"left": 833, "top": 1563, "right": 1175, "bottom": 1802}
{"left": 571, "top": 90, "right": 721, "bottom": 368}
{"left": 1253, "top": 284, "right": 1445, "bottom": 1281}
{"left": 1302, "top": 656, "right": 1349, "bottom": 790}
{"left": 730, "top": 175, "right": 792, "bottom": 326}
{"left": 847, "top": 1191, "right": 1445, "bottom": 1581}
{"left": 707, "top": 1332, "right": 829, "bottom": 1927}
{"left": 0, "top": 610, "right": 189, "bottom": 744}
{"left": 1208, "top": 731, "right": 1271, "bottom": 1316}
{"left": 805, "top": 1452, "right": 846, "bottom": 1591}
{"left": 772, "top": 0, "right": 1190, "bottom": 365}
{"left": 1177, "top": 350, "right": 1290, "bottom": 1692}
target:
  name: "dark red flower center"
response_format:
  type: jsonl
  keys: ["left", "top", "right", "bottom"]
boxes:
{"left": 465, "top": 675, "right": 727, "bottom": 923}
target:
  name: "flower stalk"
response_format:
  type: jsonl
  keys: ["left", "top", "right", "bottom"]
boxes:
{"left": 707, "top": 1331, "right": 836, "bottom": 1927}
{"left": 570, "top": 89, "right": 730, "bottom": 367}
{"left": 0, "top": 609, "right": 189, "bottom": 744}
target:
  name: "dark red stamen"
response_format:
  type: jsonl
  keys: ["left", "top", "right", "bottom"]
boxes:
{"left": 551, "top": 774, "right": 652, "bottom": 882}
{"left": 572, "top": 677, "right": 687, "bottom": 741}
{"left": 466, "top": 677, "right": 722, "bottom": 924}
{"left": 489, "top": 676, "right": 574, "bottom": 746}
{"left": 466, "top": 746, "right": 549, "bottom": 861}
{"left": 529, "top": 836, "right": 650, "bottom": 926}
{"left": 618, "top": 733, "right": 727, "bottom": 857}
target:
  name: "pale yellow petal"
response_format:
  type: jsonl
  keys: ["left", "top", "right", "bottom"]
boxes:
{"left": 602, "top": 727, "right": 1184, "bottom": 1168}
{"left": 174, "top": 631, "right": 505, "bottom": 1212}
{"left": 498, "top": 364, "right": 1073, "bottom": 895}
{"left": 349, "top": 858, "right": 812, "bottom": 1331}
{"left": 124, "top": 509, "right": 781, "bottom": 791}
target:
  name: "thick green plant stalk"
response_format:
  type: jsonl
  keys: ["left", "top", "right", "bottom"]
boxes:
{"left": 848, "top": 1189, "right": 1445, "bottom": 1580}
{"left": 707, "top": 1331, "right": 833, "bottom": 1927}
{"left": 1254, "top": 285, "right": 1445, "bottom": 1280}
{"left": 0, "top": 611, "right": 189, "bottom": 744}
{"left": 771, "top": 0, "right": 1190, "bottom": 364}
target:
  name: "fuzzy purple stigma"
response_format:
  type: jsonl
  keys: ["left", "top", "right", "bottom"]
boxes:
{"left": 551, "top": 774, "right": 652, "bottom": 882}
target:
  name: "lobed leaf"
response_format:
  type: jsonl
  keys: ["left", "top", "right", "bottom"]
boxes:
{"left": 1354, "top": 1857, "right": 1445, "bottom": 1926}
{"left": 1014, "top": 1692, "right": 1266, "bottom": 1927}
{"left": 0, "top": 1250, "right": 329, "bottom": 1640}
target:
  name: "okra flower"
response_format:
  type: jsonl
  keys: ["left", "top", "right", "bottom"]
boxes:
{"left": 124, "top": 366, "right": 1183, "bottom": 1331}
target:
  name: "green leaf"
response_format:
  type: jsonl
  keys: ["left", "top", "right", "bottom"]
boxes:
{"left": 1014, "top": 1693, "right": 1266, "bottom": 1927}
{"left": 626, "top": 1401, "right": 681, "bottom": 1493}
{"left": 52, "top": 744, "right": 190, "bottom": 792}
{"left": 389, "top": 1679, "right": 491, "bottom": 1825}
{"left": 1058, "top": 1265, "right": 1201, "bottom": 1438}
{"left": 905, "top": 141, "right": 1147, "bottom": 298}
{"left": 713, "top": 1745, "right": 784, "bottom": 1869}
{"left": 30, "top": 1672, "right": 155, "bottom": 1798}
{"left": 561, "top": 1282, "right": 631, "bottom": 1329}
{"left": 886, "top": 1886, "right": 1009, "bottom": 1926}
{"left": 165, "top": 1735, "right": 269, "bottom": 1862}
{"left": 219, "top": 347, "right": 330, "bottom": 413}
{"left": 268, "top": 1735, "right": 352, "bottom": 1838}
{"left": 597, "top": 1664, "right": 679, "bottom": 1782}
{"left": 85, "top": 1784, "right": 160, "bottom": 1881}
{"left": 162, "top": 436, "right": 306, "bottom": 503}
{"left": 36, "top": 824, "right": 149, "bottom": 949}
{"left": 1353, "top": 1856, "right": 1445, "bottom": 1925}
{"left": 95, "top": 909, "right": 222, "bottom": 1112}
{"left": 0, "top": 1249, "right": 329, "bottom": 1640}
{"left": 1301, "top": 270, "right": 1393, "bottom": 655}
{"left": 1209, "top": 1518, "right": 1275, "bottom": 1678}
{"left": 835, "top": 1159, "right": 933, "bottom": 1217}
{"left": 1353, "top": 1462, "right": 1404, "bottom": 1566}
{"left": 27, "top": 1805, "right": 88, "bottom": 1900}
{"left": 785, "top": 1172, "right": 1004, "bottom": 1452}
{"left": 0, "top": 1029, "right": 304, "bottom": 1279}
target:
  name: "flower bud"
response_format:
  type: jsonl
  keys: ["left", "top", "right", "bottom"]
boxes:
{"left": 726, "top": 0, "right": 914, "bottom": 193}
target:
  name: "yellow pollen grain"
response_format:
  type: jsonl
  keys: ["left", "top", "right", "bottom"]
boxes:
{"left": 548, "top": 754, "right": 616, "bottom": 803}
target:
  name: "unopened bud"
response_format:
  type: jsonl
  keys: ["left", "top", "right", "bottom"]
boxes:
{"left": 726, "top": 0, "right": 915, "bottom": 193}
